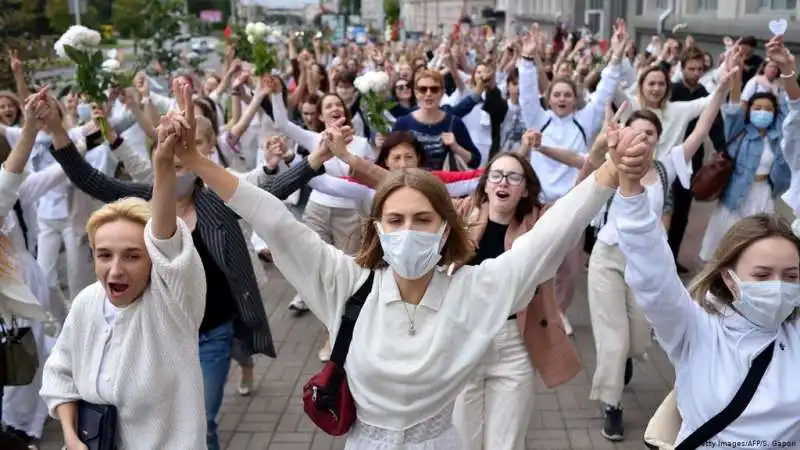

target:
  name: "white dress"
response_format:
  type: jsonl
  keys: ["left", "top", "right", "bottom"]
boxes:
{"left": 700, "top": 138, "right": 775, "bottom": 261}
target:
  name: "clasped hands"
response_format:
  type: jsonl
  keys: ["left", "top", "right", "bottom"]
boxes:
{"left": 606, "top": 124, "right": 653, "bottom": 196}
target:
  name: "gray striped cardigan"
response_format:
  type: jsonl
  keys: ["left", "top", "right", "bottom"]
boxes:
{"left": 50, "top": 142, "right": 323, "bottom": 357}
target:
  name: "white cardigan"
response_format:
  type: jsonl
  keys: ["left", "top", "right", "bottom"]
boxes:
{"left": 40, "top": 219, "right": 207, "bottom": 449}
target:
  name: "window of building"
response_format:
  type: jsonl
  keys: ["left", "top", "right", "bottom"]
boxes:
{"left": 656, "top": 0, "right": 669, "bottom": 9}
{"left": 759, "top": 0, "right": 797, "bottom": 10}
{"left": 588, "top": 0, "right": 604, "bottom": 9}
{"left": 697, "top": 0, "right": 718, "bottom": 11}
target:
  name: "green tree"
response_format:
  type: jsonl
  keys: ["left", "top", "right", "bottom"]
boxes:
{"left": 0, "top": 1, "right": 57, "bottom": 90}
{"left": 112, "top": 0, "right": 148, "bottom": 38}
{"left": 44, "top": 0, "right": 101, "bottom": 33}
{"left": 384, "top": 0, "right": 400, "bottom": 25}
{"left": 135, "top": 0, "right": 202, "bottom": 76}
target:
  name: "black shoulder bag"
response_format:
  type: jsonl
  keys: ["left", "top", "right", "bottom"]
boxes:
{"left": 675, "top": 341, "right": 775, "bottom": 449}
{"left": 77, "top": 400, "right": 118, "bottom": 450}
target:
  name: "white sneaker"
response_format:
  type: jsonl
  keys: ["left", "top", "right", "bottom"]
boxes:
{"left": 561, "top": 312, "right": 574, "bottom": 336}
{"left": 288, "top": 295, "right": 309, "bottom": 315}
{"left": 318, "top": 342, "right": 332, "bottom": 362}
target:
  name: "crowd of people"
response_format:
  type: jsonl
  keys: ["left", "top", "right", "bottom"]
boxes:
{"left": 0, "top": 17, "right": 799, "bottom": 450}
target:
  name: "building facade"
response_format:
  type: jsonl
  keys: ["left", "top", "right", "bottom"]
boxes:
{"left": 401, "top": 0, "right": 498, "bottom": 34}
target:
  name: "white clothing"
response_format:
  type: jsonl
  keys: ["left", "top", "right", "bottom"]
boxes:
{"left": 223, "top": 172, "right": 612, "bottom": 434}
{"left": 615, "top": 90, "right": 711, "bottom": 160}
{"left": 614, "top": 190, "right": 800, "bottom": 446}
{"left": 700, "top": 139, "right": 775, "bottom": 261}
{"left": 778, "top": 99, "right": 800, "bottom": 215}
{"left": 518, "top": 59, "right": 621, "bottom": 202}
{"left": 3, "top": 127, "right": 85, "bottom": 221}
{"left": 596, "top": 145, "right": 692, "bottom": 246}
{"left": 40, "top": 219, "right": 207, "bottom": 449}
{"left": 452, "top": 320, "right": 534, "bottom": 450}
{"left": 741, "top": 77, "right": 782, "bottom": 102}
{"left": 269, "top": 93, "right": 375, "bottom": 209}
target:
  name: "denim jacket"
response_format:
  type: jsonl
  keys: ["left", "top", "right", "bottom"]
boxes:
{"left": 720, "top": 102, "right": 791, "bottom": 211}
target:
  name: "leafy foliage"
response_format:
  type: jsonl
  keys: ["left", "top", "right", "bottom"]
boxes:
{"left": 133, "top": 0, "right": 201, "bottom": 76}
{"left": 384, "top": 0, "right": 400, "bottom": 25}
{"left": 227, "top": 23, "right": 253, "bottom": 62}
{"left": 44, "top": 0, "right": 101, "bottom": 33}
{"left": 360, "top": 92, "right": 394, "bottom": 135}
{"left": 251, "top": 39, "right": 277, "bottom": 77}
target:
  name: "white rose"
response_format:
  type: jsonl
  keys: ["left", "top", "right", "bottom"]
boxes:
{"left": 253, "top": 22, "right": 269, "bottom": 39}
{"left": 101, "top": 59, "right": 121, "bottom": 73}
{"left": 372, "top": 71, "right": 390, "bottom": 92}
{"left": 353, "top": 76, "right": 369, "bottom": 94}
{"left": 247, "top": 35, "right": 255, "bottom": 44}
{"left": 54, "top": 39, "right": 69, "bottom": 59}
{"left": 793, "top": 218, "right": 800, "bottom": 238}
{"left": 245, "top": 23, "right": 256, "bottom": 36}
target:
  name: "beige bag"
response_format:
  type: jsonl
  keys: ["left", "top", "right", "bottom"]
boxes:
{"left": 644, "top": 389, "right": 681, "bottom": 450}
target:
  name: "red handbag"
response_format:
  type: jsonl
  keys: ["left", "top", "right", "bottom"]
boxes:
{"left": 302, "top": 271, "right": 375, "bottom": 436}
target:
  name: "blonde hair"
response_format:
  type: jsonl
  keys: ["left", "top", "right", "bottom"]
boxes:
{"left": 86, "top": 197, "right": 152, "bottom": 248}
{"left": 689, "top": 213, "right": 800, "bottom": 317}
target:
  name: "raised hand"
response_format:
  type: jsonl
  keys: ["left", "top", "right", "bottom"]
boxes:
{"left": 521, "top": 129, "right": 542, "bottom": 150}
{"left": 173, "top": 83, "right": 198, "bottom": 162}
{"left": 611, "top": 128, "right": 652, "bottom": 196}
{"left": 153, "top": 115, "right": 181, "bottom": 163}
{"left": 8, "top": 49, "right": 22, "bottom": 74}
{"left": 263, "top": 135, "right": 287, "bottom": 168}
{"left": 22, "top": 87, "right": 50, "bottom": 131}
{"left": 766, "top": 36, "right": 795, "bottom": 73}
{"left": 134, "top": 71, "right": 150, "bottom": 98}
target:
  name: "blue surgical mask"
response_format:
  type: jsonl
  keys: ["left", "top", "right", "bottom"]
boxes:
{"left": 375, "top": 223, "right": 447, "bottom": 280}
{"left": 749, "top": 110, "right": 774, "bottom": 129}
{"left": 729, "top": 271, "right": 800, "bottom": 330}
{"left": 174, "top": 173, "right": 198, "bottom": 199}
{"left": 77, "top": 103, "right": 92, "bottom": 123}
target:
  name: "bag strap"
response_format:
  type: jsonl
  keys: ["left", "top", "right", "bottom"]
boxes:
{"left": 653, "top": 160, "right": 670, "bottom": 210}
{"left": 724, "top": 129, "right": 747, "bottom": 161}
{"left": 329, "top": 271, "right": 376, "bottom": 366}
{"left": 675, "top": 341, "right": 776, "bottom": 450}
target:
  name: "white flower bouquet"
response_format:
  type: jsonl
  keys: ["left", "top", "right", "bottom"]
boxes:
{"left": 245, "top": 22, "right": 278, "bottom": 76}
{"left": 55, "top": 25, "right": 135, "bottom": 139}
{"left": 354, "top": 71, "right": 394, "bottom": 135}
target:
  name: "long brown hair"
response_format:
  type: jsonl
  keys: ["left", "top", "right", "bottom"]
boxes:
{"left": 313, "top": 93, "right": 353, "bottom": 133}
{"left": 471, "top": 153, "right": 542, "bottom": 223}
{"left": 689, "top": 213, "right": 800, "bottom": 317}
{"left": 354, "top": 169, "right": 475, "bottom": 269}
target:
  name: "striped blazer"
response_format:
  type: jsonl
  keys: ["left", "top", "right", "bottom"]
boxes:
{"left": 50, "top": 142, "right": 323, "bottom": 357}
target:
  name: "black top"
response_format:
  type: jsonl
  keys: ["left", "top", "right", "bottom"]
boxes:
{"left": 468, "top": 220, "right": 509, "bottom": 266}
{"left": 192, "top": 228, "right": 236, "bottom": 334}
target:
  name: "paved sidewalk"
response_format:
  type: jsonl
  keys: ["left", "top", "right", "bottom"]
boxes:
{"left": 37, "top": 202, "right": 715, "bottom": 449}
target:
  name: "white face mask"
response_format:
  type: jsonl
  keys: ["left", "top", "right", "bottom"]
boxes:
{"left": 376, "top": 222, "right": 447, "bottom": 280}
{"left": 175, "top": 173, "right": 198, "bottom": 199}
{"left": 729, "top": 270, "right": 800, "bottom": 330}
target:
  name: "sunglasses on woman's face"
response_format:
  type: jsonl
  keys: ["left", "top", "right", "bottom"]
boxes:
{"left": 416, "top": 85, "right": 441, "bottom": 95}
{"left": 395, "top": 83, "right": 410, "bottom": 91}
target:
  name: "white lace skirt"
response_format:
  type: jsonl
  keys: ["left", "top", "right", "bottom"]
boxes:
{"left": 700, "top": 181, "right": 774, "bottom": 261}
{"left": 345, "top": 404, "right": 463, "bottom": 450}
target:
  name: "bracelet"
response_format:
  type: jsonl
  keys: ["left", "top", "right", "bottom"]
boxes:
{"left": 780, "top": 70, "right": 797, "bottom": 79}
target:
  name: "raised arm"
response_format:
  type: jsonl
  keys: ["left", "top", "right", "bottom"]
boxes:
{"left": 614, "top": 132, "right": 703, "bottom": 362}
{"left": 177, "top": 124, "right": 366, "bottom": 330}
{"left": 518, "top": 36, "right": 547, "bottom": 131}
{"left": 269, "top": 91, "right": 319, "bottom": 152}
{"left": 43, "top": 94, "right": 152, "bottom": 203}
{"left": 146, "top": 105, "right": 206, "bottom": 327}
{"left": 681, "top": 66, "right": 737, "bottom": 160}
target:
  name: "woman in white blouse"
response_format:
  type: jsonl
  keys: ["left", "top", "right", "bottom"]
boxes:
{"left": 40, "top": 109, "right": 207, "bottom": 449}
{"left": 517, "top": 22, "right": 626, "bottom": 334}
{"left": 174, "top": 108, "right": 646, "bottom": 448}
{"left": 612, "top": 135, "right": 800, "bottom": 447}
{"left": 584, "top": 67, "right": 734, "bottom": 442}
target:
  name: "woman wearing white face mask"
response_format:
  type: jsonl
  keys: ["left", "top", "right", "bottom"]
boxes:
{"left": 613, "top": 149, "right": 800, "bottom": 447}
{"left": 700, "top": 39, "right": 800, "bottom": 261}
{"left": 177, "top": 111, "right": 634, "bottom": 447}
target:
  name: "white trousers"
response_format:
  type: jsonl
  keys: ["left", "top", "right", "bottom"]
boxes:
{"left": 36, "top": 218, "right": 92, "bottom": 299}
{"left": 586, "top": 241, "right": 651, "bottom": 406}
{"left": 453, "top": 320, "right": 535, "bottom": 450}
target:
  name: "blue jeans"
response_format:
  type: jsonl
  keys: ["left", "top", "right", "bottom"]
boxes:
{"left": 199, "top": 321, "right": 233, "bottom": 450}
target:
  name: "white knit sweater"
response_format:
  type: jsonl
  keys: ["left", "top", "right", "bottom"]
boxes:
{"left": 40, "top": 218, "right": 207, "bottom": 449}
